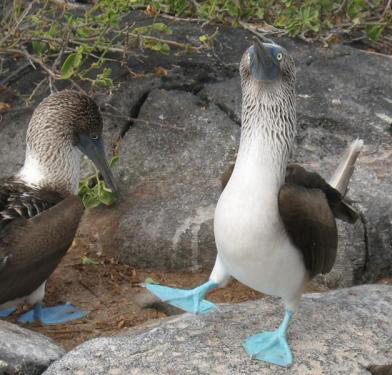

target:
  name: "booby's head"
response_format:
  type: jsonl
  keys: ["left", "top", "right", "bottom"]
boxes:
{"left": 20, "top": 90, "right": 117, "bottom": 195}
{"left": 238, "top": 40, "right": 297, "bottom": 175}
{"left": 239, "top": 39, "right": 295, "bottom": 92}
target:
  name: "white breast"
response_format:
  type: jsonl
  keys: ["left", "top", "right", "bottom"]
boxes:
{"left": 213, "top": 158, "right": 306, "bottom": 309}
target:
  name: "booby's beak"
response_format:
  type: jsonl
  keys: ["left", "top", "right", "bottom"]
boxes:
{"left": 77, "top": 134, "right": 118, "bottom": 194}
{"left": 250, "top": 39, "right": 280, "bottom": 81}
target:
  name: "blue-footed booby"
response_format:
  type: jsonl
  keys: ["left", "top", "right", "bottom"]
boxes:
{"left": 146, "top": 39, "right": 363, "bottom": 366}
{"left": 0, "top": 90, "right": 116, "bottom": 325}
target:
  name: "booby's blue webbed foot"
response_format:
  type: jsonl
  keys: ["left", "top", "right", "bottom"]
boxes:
{"left": 18, "top": 303, "right": 87, "bottom": 325}
{"left": 146, "top": 280, "right": 218, "bottom": 314}
{"left": 243, "top": 310, "right": 294, "bottom": 367}
{"left": 0, "top": 306, "right": 17, "bottom": 318}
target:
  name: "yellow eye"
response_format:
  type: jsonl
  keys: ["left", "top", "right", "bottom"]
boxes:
{"left": 277, "top": 52, "right": 283, "bottom": 61}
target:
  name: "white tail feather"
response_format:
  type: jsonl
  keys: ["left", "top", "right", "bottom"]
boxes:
{"left": 328, "top": 139, "right": 363, "bottom": 196}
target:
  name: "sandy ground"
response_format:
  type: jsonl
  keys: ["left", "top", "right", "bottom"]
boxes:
{"left": 4, "top": 239, "right": 378, "bottom": 351}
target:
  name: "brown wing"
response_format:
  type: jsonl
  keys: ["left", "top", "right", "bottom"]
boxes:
{"left": 278, "top": 183, "right": 337, "bottom": 277}
{"left": 221, "top": 163, "right": 359, "bottom": 223}
{"left": 367, "top": 365, "right": 392, "bottom": 375}
{"left": 286, "top": 164, "right": 359, "bottom": 223}
{"left": 0, "top": 177, "right": 63, "bottom": 231}
{"left": 0, "top": 195, "right": 84, "bottom": 305}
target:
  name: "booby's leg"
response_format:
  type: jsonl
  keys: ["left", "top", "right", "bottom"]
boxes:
{"left": 0, "top": 306, "right": 17, "bottom": 317}
{"left": 18, "top": 303, "right": 87, "bottom": 325}
{"left": 146, "top": 255, "right": 231, "bottom": 314}
{"left": 243, "top": 309, "right": 294, "bottom": 367}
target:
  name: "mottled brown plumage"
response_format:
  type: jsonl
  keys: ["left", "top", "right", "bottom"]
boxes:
{"left": 0, "top": 195, "right": 83, "bottom": 306}
{"left": 368, "top": 365, "right": 392, "bottom": 375}
{"left": 0, "top": 90, "right": 115, "bottom": 319}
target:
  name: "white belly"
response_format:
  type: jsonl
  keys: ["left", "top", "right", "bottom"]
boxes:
{"left": 213, "top": 168, "right": 306, "bottom": 308}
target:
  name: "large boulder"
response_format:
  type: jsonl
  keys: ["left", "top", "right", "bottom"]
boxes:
{"left": 43, "top": 285, "right": 392, "bottom": 374}
{"left": 1, "top": 12, "right": 391, "bottom": 286}
{"left": 107, "top": 87, "right": 239, "bottom": 269}
{"left": 0, "top": 320, "right": 64, "bottom": 375}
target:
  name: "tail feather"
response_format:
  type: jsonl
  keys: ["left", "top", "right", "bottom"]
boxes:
{"left": 329, "top": 139, "right": 363, "bottom": 196}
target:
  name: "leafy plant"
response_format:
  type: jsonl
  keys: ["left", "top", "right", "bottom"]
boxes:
{"left": 81, "top": 256, "right": 100, "bottom": 265}
{"left": 0, "top": 0, "right": 205, "bottom": 98}
{"left": 78, "top": 155, "right": 119, "bottom": 209}
{"left": 133, "top": 0, "right": 390, "bottom": 47}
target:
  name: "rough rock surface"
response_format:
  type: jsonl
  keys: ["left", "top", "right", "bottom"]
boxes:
{"left": 0, "top": 320, "right": 65, "bottom": 375}
{"left": 100, "top": 88, "right": 239, "bottom": 269}
{"left": 43, "top": 285, "right": 392, "bottom": 375}
{"left": 0, "top": 11, "right": 391, "bottom": 285}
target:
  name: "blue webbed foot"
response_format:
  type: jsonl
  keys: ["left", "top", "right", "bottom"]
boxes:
{"left": 18, "top": 303, "right": 88, "bottom": 325}
{"left": 0, "top": 306, "right": 17, "bottom": 318}
{"left": 243, "top": 310, "right": 294, "bottom": 367}
{"left": 146, "top": 280, "right": 218, "bottom": 314}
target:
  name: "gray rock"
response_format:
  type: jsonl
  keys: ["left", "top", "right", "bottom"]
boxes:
{"left": 0, "top": 109, "right": 32, "bottom": 179}
{"left": 110, "top": 88, "right": 239, "bottom": 269}
{"left": 0, "top": 320, "right": 64, "bottom": 375}
{"left": 43, "top": 285, "right": 392, "bottom": 375}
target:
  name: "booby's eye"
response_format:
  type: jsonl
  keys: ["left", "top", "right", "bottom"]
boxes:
{"left": 91, "top": 134, "right": 99, "bottom": 140}
{"left": 276, "top": 52, "right": 283, "bottom": 61}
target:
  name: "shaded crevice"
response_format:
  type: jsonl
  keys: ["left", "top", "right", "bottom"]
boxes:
{"left": 197, "top": 91, "right": 241, "bottom": 126}
{"left": 160, "top": 75, "right": 222, "bottom": 95}
{"left": 359, "top": 212, "right": 370, "bottom": 280}
{"left": 214, "top": 101, "right": 241, "bottom": 126}
{"left": 118, "top": 64, "right": 239, "bottom": 138}
{"left": 161, "top": 81, "right": 208, "bottom": 95}
{"left": 120, "top": 91, "right": 150, "bottom": 137}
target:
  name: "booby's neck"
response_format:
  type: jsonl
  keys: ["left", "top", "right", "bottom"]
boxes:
{"left": 18, "top": 144, "right": 81, "bottom": 196}
{"left": 236, "top": 82, "right": 296, "bottom": 188}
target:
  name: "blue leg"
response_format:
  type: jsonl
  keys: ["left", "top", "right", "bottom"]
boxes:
{"left": 0, "top": 306, "right": 17, "bottom": 318}
{"left": 146, "top": 280, "right": 218, "bottom": 314}
{"left": 243, "top": 309, "right": 294, "bottom": 367}
{"left": 18, "top": 303, "right": 88, "bottom": 325}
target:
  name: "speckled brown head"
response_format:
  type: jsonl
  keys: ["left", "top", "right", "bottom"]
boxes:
{"left": 19, "top": 90, "right": 116, "bottom": 195}
{"left": 27, "top": 91, "right": 103, "bottom": 147}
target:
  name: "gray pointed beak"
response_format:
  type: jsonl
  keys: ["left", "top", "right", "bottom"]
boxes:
{"left": 77, "top": 134, "right": 118, "bottom": 194}
{"left": 250, "top": 39, "right": 279, "bottom": 81}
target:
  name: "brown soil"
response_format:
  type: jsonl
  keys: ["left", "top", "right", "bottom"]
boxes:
{"left": 4, "top": 240, "right": 328, "bottom": 351}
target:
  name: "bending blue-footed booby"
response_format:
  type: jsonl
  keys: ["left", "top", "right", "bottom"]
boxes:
{"left": 0, "top": 90, "right": 116, "bottom": 325}
{"left": 147, "top": 39, "right": 364, "bottom": 366}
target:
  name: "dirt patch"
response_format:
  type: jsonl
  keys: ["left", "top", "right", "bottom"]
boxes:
{"left": 4, "top": 240, "right": 328, "bottom": 351}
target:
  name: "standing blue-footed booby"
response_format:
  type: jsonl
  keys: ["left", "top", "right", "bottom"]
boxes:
{"left": 0, "top": 90, "right": 117, "bottom": 325}
{"left": 146, "top": 39, "right": 363, "bottom": 366}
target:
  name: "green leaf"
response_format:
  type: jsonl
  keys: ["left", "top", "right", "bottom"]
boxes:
{"left": 81, "top": 256, "right": 99, "bottom": 265}
{"left": 365, "top": 24, "right": 384, "bottom": 41}
{"left": 98, "top": 187, "right": 115, "bottom": 206}
{"left": 144, "top": 39, "right": 170, "bottom": 54}
{"left": 81, "top": 194, "right": 100, "bottom": 209}
{"left": 32, "top": 40, "right": 47, "bottom": 55}
{"left": 95, "top": 67, "right": 113, "bottom": 86}
{"left": 109, "top": 155, "right": 119, "bottom": 168}
{"left": 152, "top": 22, "right": 172, "bottom": 35}
{"left": 199, "top": 34, "right": 209, "bottom": 42}
{"left": 133, "top": 26, "right": 150, "bottom": 34}
{"left": 60, "top": 53, "right": 82, "bottom": 80}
